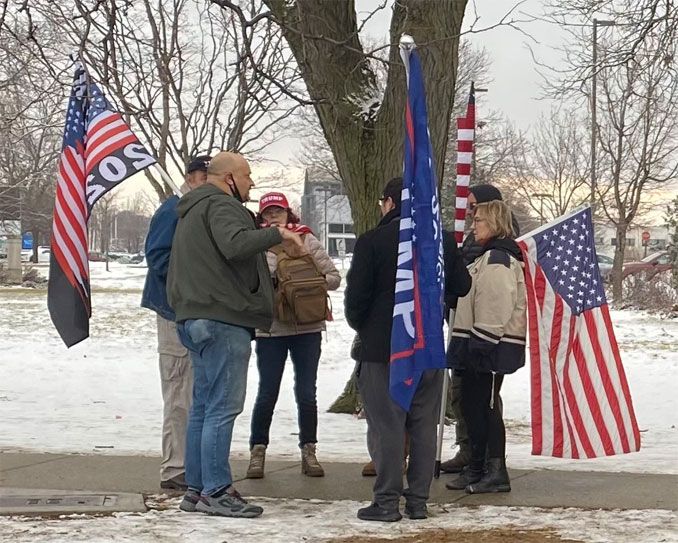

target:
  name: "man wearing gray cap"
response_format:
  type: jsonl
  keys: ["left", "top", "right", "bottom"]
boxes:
{"left": 142, "top": 155, "right": 210, "bottom": 491}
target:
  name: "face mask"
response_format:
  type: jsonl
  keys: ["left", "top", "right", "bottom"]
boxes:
{"left": 230, "top": 179, "right": 244, "bottom": 203}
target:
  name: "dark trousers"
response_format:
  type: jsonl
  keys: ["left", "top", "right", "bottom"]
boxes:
{"left": 250, "top": 333, "right": 321, "bottom": 449}
{"left": 357, "top": 362, "right": 443, "bottom": 510}
{"left": 450, "top": 370, "right": 469, "bottom": 453}
{"left": 461, "top": 371, "right": 505, "bottom": 468}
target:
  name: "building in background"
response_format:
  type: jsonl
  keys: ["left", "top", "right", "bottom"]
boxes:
{"left": 300, "top": 168, "right": 355, "bottom": 257}
{"left": 594, "top": 222, "right": 670, "bottom": 261}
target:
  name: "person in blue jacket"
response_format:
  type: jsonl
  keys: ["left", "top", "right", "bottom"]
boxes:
{"left": 141, "top": 156, "right": 210, "bottom": 490}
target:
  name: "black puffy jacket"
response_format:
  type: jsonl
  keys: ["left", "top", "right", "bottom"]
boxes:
{"left": 345, "top": 209, "right": 471, "bottom": 363}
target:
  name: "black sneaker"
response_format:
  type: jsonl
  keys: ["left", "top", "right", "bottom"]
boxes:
{"left": 179, "top": 489, "right": 201, "bottom": 513}
{"left": 161, "top": 473, "right": 188, "bottom": 491}
{"left": 357, "top": 503, "right": 402, "bottom": 522}
{"left": 196, "top": 487, "right": 263, "bottom": 518}
{"left": 404, "top": 503, "right": 428, "bottom": 520}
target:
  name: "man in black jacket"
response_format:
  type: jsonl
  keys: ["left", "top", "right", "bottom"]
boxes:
{"left": 345, "top": 177, "right": 470, "bottom": 522}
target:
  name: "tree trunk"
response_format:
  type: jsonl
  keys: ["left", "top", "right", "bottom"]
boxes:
{"left": 265, "top": 0, "right": 467, "bottom": 234}
{"left": 611, "top": 224, "right": 628, "bottom": 303}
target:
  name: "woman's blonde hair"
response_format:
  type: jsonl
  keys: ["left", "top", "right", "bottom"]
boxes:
{"left": 473, "top": 200, "right": 514, "bottom": 239}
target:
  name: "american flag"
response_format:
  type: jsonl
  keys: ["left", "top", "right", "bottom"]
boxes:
{"left": 48, "top": 61, "right": 156, "bottom": 347}
{"left": 517, "top": 207, "right": 641, "bottom": 458}
{"left": 454, "top": 83, "right": 475, "bottom": 247}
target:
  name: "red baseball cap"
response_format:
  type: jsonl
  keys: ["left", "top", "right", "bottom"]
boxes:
{"left": 259, "top": 192, "right": 290, "bottom": 213}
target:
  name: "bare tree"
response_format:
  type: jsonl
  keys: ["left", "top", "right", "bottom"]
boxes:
{"left": 505, "top": 109, "right": 591, "bottom": 223}
{"left": 5, "top": 0, "right": 303, "bottom": 202}
{"left": 213, "top": 0, "right": 470, "bottom": 235}
{"left": 0, "top": 20, "right": 63, "bottom": 260}
{"left": 542, "top": 0, "right": 677, "bottom": 93}
{"left": 595, "top": 47, "right": 678, "bottom": 301}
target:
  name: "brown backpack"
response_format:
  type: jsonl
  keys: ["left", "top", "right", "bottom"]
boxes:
{"left": 271, "top": 239, "right": 329, "bottom": 325}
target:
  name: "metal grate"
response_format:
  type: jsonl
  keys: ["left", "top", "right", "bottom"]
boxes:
{"left": 0, "top": 495, "right": 114, "bottom": 507}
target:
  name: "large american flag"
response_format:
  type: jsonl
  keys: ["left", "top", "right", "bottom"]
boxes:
{"left": 517, "top": 207, "right": 641, "bottom": 458}
{"left": 454, "top": 84, "right": 475, "bottom": 247}
{"left": 48, "top": 61, "right": 156, "bottom": 347}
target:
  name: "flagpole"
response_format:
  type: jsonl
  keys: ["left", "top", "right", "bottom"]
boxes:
{"left": 153, "top": 163, "right": 183, "bottom": 197}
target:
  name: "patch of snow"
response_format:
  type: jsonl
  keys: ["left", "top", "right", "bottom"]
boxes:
{"left": 1, "top": 264, "right": 676, "bottom": 474}
{"left": 0, "top": 498, "right": 676, "bottom": 543}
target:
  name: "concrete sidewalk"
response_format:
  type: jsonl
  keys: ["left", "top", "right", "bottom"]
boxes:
{"left": 1, "top": 452, "right": 676, "bottom": 514}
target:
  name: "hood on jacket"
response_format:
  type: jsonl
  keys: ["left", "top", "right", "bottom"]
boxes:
{"left": 482, "top": 236, "right": 523, "bottom": 262}
{"left": 175, "top": 183, "right": 229, "bottom": 218}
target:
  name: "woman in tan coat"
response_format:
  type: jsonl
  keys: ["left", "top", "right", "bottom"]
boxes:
{"left": 445, "top": 200, "right": 526, "bottom": 494}
{"left": 246, "top": 192, "right": 341, "bottom": 479}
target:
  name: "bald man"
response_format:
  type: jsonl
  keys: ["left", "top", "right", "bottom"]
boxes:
{"left": 167, "top": 152, "right": 303, "bottom": 518}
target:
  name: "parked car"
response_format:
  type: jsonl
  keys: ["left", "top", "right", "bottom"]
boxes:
{"left": 622, "top": 250, "right": 673, "bottom": 279}
{"left": 597, "top": 254, "right": 614, "bottom": 281}
{"left": 36, "top": 246, "right": 51, "bottom": 263}
{"left": 88, "top": 251, "right": 107, "bottom": 262}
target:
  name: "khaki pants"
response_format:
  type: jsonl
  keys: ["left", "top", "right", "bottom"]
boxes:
{"left": 157, "top": 315, "right": 192, "bottom": 482}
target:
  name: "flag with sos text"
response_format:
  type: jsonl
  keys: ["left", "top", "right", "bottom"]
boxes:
{"left": 48, "top": 60, "right": 157, "bottom": 347}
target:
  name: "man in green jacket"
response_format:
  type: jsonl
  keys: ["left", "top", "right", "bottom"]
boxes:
{"left": 167, "top": 151, "right": 303, "bottom": 518}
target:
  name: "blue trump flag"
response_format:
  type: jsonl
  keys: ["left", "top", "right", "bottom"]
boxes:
{"left": 389, "top": 42, "right": 446, "bottom": 412}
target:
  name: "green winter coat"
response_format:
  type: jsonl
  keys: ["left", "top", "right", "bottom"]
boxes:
{"left": 167, "top": 183, "right": 282, "bottom": 332}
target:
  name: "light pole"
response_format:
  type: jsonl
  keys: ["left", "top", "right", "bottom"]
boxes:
{"left": 315, "top": 184, "right": 338, "bottom": 251}
{"left": 532, "top": 193, "right": 550, "bottom": 226}
{"left": 591, "top": 18, "right": 616, "bottom": 211}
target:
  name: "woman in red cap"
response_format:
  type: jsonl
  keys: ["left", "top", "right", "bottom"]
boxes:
{"left": 246, "top": 192, "right": 341, "bottom": 479}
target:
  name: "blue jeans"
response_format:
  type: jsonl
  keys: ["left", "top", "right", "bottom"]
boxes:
{"left": 176, "top": 319, "right": 251, "bottom": 496}
{"left": 250, "top": 333, "right": 321, "bottom": 449}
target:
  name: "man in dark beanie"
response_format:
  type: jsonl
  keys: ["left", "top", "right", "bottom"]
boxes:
{"left": 346, "top": 177, "right": 470, "bottom": 522}
{"left": 141, "top": 155, "right": 211, "bottom": 490}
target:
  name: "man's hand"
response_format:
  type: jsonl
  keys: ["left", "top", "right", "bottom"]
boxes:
{"left": 277, "top": 227, "right": 307, "bottom": 257}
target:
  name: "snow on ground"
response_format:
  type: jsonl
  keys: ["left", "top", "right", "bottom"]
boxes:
{"left": 0, "top": 498, "right": 676, "bottom": 543}
{"left": 1, "top": 262, "right": 677, "bottom": 474}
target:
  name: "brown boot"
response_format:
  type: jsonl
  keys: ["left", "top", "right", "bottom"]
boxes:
{"left": 440, "top": 449, "right": 470, "bottom": 474}
{"left": 246, "top": 444, "right": 266, "bottom": 479}
{"left": 361, "top": 460, "right": 376, "bottom": 477}
{"left": 301, "top": 443, "right": 325, "bottom": 477}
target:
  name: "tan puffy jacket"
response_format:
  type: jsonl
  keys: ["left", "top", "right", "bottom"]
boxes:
{"left": 448, "top": 241, "right": 527, "bottom": 374}
{"left": 256, "top": 233, "right": 341, "bottom": 337}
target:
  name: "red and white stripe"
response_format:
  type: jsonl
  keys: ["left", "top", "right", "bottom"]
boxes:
{"left": 454, "top": 92, "right": 475, "bottom": 247}
{"left": 518, "top": 237, "right": 641, "bottom": 458}
{"left": 85, "top": 110, "right": 138, "bottom": 174}
{"left": 51, "top": 143, "right": 90, "bottom": 302}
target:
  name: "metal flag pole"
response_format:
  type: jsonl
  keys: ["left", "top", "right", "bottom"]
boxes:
{"left": 153, "top": 163, "right": 183, "bottom": 197}
{"left": 434, "top": 309, "right": 453, "bottom": 478}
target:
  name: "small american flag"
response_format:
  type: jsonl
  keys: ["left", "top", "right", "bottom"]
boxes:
{"left": 517, "top": 207, "right": 641, "bottom": 458}
{"left": 454, "top": 84, "right": 475, "bottom": 247}
{"left": 48, "top": 60, "right": 156, "bottom": 347}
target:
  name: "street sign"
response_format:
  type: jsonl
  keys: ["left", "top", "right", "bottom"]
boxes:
{"left": 336, "top": 238, "right": 346, "bottom": 256}
{"left": 642, "top": 231, "right": 651, "bottom": 241}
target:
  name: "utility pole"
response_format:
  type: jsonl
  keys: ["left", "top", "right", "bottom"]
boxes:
{"left": 591, "top": 19, "right": 616, "bottom": 211}
{"left": 472, "top": 87, "right": 488, "bottom": 183}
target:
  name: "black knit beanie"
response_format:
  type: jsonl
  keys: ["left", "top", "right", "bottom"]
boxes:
{"left": 469, "top": 184, "right": 503, "bottom": 203}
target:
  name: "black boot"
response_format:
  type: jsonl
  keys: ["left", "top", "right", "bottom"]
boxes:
{"left": 445, "top": 456, "right": 484, "bottom": 491}
{"left": 466, "top": 457, "right": 511, "bottom": 494}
